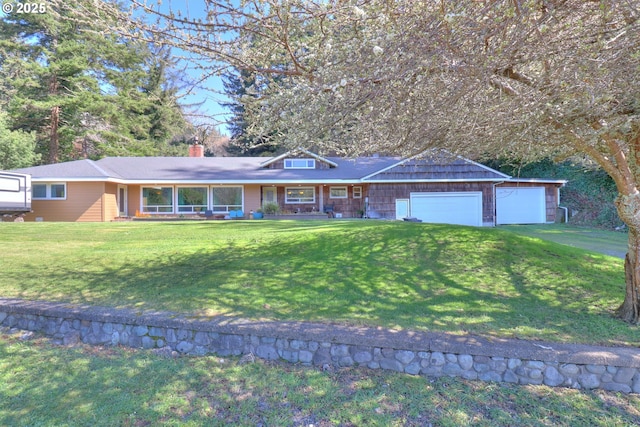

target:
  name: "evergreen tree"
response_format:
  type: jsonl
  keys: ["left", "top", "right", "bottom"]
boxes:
{"left": 221, "top": 69, "right": 280, "bottom": 156}
{"left": 0, "top": 1, "right": 188, "bottom": 163}
{"left": 141, "top": 46, "right": 190, "bottom": 154}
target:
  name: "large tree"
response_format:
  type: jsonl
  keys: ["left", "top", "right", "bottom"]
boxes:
{"left": 222, "top": 68, "right": 281, "bottom": 156}
{"left": 65, "top": 0, "right": 640, "bottom": 322}
{"left": 0, "top": 0, "right": 189, "bottom": 163}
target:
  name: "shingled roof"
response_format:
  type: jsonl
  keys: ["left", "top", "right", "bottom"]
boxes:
{"left": 362, "top": 155, "right": 510, "bottom": 182}
{"left": 14, "top": 151, "right": 517, "bottom": 183}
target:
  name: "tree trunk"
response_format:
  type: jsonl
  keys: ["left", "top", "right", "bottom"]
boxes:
{"left": 48, "top": 105, "right": 60, "bottom": 164}
{"left": 616, "top": 227, "right": 640, "bottom": 323}
{"left": 48, "top": 36, "right": 59, "bottom": 164}
{"left": 615, "top": 191, "right": 640, "bottom": 323}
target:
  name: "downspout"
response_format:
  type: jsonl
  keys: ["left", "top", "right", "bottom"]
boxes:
{"left": 492, "top": 181, "right": 505, "bottom": 227}
{"left": 557, "top": 186, "right": 569, "bottom": 223}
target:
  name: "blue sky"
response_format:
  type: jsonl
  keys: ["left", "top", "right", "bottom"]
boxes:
{"left": 136, "top": 0, "right": 232, "bottom": 135}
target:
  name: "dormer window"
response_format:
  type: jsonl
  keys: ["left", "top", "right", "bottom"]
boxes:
{"left": 284, "top": 158, "right": 315, "bottom": 169}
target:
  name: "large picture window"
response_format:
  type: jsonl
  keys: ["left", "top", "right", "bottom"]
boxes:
{"left": 32, "top": 183, "right": 66, "bottom": 200}
{"left": 286, "top": 187, "right": 315, "bottom": 203}
{"left": 142, "top": 187, "right": 173, "bottom": 213}
{"left": 212, "top": 186, "right": 243, "bottom": 212}
{"left": 177, "top": 187, "right": 208, "bottom": 213}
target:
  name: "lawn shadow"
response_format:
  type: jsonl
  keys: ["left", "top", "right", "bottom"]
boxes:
{"left": 2, "top": 221, "right": 634, "bottom": 345}
{"left": 2, "top": 333, "right": 640, "bottom": 426}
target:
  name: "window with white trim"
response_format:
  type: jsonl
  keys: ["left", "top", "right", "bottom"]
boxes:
{"left": 212, "top": 186, "right": 243, "bottom": 212}
{"left": 284, "top": 158, "right": 315, "bottom": 169}
{"left": 286, "top": 187, "right": 315, "bottom": 203}
{"left": 177, "top": 187, "right": 208, "bottom": 213}
{"left": 32, "top": 183, "right": 66, "bottom": 200}
{"left": 353, "top": 186, "right": 362, "bottom": 198}
{"left": 142, "top": 187, "right": 173, "bottom": 213}
{"left": 329, "top": 186, "right": 348, "bottom": 199}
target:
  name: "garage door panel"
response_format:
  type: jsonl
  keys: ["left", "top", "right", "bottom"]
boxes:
{"left": 496, "top": 187, "right": 545, "bottom": 225}
{"left": 410, "top": 192, "right": 482, "bottom": 226}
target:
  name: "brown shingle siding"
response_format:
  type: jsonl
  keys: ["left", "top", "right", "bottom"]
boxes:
{"left": 368, "top": 182, "right": 495, "bottom": 222}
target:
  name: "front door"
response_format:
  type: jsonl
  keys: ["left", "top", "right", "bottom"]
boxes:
{"left": 262, "top": 187, "right": 277, "bottom": 205}
{"left": 395, "top": 199, "right": 409, "bottom": 220}
{"left": 118, "top": 185, "right": 128, "bottom": 216}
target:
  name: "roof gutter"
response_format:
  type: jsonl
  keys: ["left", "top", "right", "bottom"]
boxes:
{"left": 363, "top": 178, "right": 509, "bottom": 183}
{"left": 30, "top": 177, "right": 127, "bottom": 183}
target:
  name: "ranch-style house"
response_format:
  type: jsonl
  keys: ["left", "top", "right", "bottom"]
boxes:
{"left": 13, "top": 147, "right": 565, "bottom": 225}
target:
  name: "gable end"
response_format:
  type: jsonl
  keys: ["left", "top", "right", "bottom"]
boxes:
{"left": 363, "top": 155, "right": 510, "bottom": 182}
{"left": 260, "top": 148, "right": 338, "bottom": 170}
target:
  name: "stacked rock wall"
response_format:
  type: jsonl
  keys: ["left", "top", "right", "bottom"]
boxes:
{"left": 1, "top": 299, "right": 638, "bottom": 394}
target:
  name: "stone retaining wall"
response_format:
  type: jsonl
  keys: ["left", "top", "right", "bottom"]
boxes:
{"left": 1, "top": 299, "right": 639, "bottom": 394}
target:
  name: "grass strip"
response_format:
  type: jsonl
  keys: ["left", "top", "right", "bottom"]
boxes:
{"left": 0, "top": 332, "right": 638, "bottom": 427}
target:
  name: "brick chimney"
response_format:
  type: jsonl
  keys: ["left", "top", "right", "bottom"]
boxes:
{"left": 189, "top": 143, "right": 204, "bottom": 158}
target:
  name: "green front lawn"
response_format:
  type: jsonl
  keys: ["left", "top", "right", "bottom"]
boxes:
{"left": 500, "top": 224, "right": 628, "bottom": 259}
{"left": 2, "top": 332, "right": 638, "bottom": 427}
{"left": 0, "top": 221, "right": 635, "bottom": 345}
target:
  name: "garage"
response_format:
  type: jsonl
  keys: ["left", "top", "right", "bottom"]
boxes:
{"left": 410, "top": 192, "right": 483, "bottom": 226}
{"left": 496, "top": 187, "right": 546, "bottom": 225}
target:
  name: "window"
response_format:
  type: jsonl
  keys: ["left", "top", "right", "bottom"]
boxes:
{"left": 32, "top": 183, "right": 66, "bottom": 200}
{"left": 51, "top": 184, "right": 65, "bottom": 198}
{"left": 284, "top": 158, "right": 315, "bottom": 169}
{"left": 33, "top": 184, "right": 47, "bottom": 199}
{"left": 329, "top": 186, "right": 348, "bottom": 199}
{"left": 142, "top": 187, "right": 173, "bottom": 213}
{"left": 286, "top": 187, "right": 315, "bottom": 203}
{"left": 178, "top": 187, "right": 208, "bottom": 213}
{"left": 212, "top": 186, "right": 243, "bottom": 212}
{"left": 353, "top": 186, "right": 362, "bottom": 198}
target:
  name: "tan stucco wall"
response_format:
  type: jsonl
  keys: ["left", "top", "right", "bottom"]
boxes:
{"left": 25, "top": 182, "right": 105, "bottom": 222}
{"left": 244, "top": 184, "right": 261, "bottom": 214}
{"left": 127, "top": 185, "right": 141, "bottom": 217}
{"left": 104, "top": 183, "right": 118, "bottom": 221}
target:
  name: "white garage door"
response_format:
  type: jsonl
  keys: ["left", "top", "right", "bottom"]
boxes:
{"left": 496, "top": 187, "right": 546, "bottom": 225}
{"left": 410, "top": 192, "right": 483, "bottom": 226}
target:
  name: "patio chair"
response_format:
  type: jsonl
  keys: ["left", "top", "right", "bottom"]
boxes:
{"left": 324, "top": 204, "right": 335, "bottom": 218}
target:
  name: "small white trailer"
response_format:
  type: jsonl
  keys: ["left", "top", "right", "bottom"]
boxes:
{"left": 0, "top": 171, "right": 31, "bottom": 217}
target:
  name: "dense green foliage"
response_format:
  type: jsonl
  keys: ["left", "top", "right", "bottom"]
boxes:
{"left": 0, "top": 111, "right": 38, "bottom": 169}
{"left": 0, "top": 1, "right": 189, "bottom": 165}
{"left": 491, "top": 159, "right": 621, "bottom": 229}
{"left": 0, "top": 221, "right": 633, "bottom": 345}
{"left": 222, "top": 68, "right": 281, "bottom": 156}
